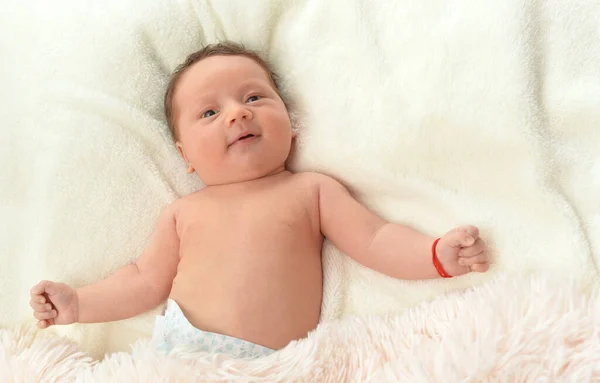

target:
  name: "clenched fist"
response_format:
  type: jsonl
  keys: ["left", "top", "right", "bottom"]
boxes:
{"left": 30, "top": 280, "right": 79, "bottom": 329}
{"left": 435, "top": 225, "right": 489, "bottom": 277}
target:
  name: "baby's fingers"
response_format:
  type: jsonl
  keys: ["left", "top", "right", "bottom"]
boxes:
{"left": 458, "top": 238, "right": 486, "bottom": 257}
{"left": 445, "top": 230, "right": 475, "bottom": 248}
{"left": 30, "top": 297, "right": 53, "bottom": 312}
{"left": 459, "top": 254, "right": 487, "bottom": 266}
{"left": 457, "top": 225, "right": 479, "bottom": 240}
{"left": 470, "top": 263, "right": 489, "bottom": 273}
{"left": 30, "top": 281, "right": 48, "bottom": 296}
{"left": 30, "top": 280, "right": 59, "bottom": 297}
{"left": 34, "top": 309, "right": 57, "bottom": 321}
{"left": 37, "top": 320, "right": 50, "bottom": 329}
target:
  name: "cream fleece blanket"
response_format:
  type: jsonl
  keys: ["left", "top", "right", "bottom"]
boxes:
{"left": 2, "top": 0, "right": 600, "bottom": 374}
{"left": 2, "top": 274, "right": 599, "bottom": 381}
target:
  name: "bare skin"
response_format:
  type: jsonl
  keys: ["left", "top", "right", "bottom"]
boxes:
{"left": 30, "top": 52, "right": 489, "bottom": 352}
{"left": 168, "top": 172, "right": 324, "bottom": 348}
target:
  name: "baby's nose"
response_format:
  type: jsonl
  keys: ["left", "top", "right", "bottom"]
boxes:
{"left": 228, "top": 104, "right": 252, "bottom": 124}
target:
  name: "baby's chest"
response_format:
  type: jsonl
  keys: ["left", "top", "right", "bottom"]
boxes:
{"left": 180, "top": 183, "right": 320, "bottom": 241}
{"left": 218, "top": 189, "right": 314, "bottom": 225}
{"left": 230, "top": 198, "right": 314, "bottom": 235}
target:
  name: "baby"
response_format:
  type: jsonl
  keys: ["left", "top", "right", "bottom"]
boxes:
{"left": 30, "top": 42, "right": 489, "bottom": 359}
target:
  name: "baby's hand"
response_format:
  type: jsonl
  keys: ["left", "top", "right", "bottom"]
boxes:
{"left": 29, "top": 280, "right": 79, "bottom": 329}
{"left": 435, "top": 226, "right": 489, "bottom": 277}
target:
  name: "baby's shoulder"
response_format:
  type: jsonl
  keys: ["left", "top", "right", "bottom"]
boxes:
{"left": 167, "top": 189, "right": 211, "bottom": 212}
{"left": 175, "top": 188, "right": 212, "bottom": 206}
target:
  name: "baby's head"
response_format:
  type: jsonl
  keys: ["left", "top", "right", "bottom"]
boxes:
{"left": 164, "top": 42, "right": 295, "bottom": 186}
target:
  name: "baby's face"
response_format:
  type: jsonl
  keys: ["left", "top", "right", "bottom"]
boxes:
{"left": 172, "top": 55, "right": 294, "bottom": 185}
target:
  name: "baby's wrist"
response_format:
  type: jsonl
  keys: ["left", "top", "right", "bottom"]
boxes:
{"left": 432, "top": 238, "right": 452, "bottom": 278}
{"left": 73, "top": 288, "right": 82, "bottom": 324}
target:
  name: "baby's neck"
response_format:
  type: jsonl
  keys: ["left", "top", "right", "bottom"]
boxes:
{"left": 205, "top": 166, "right": 292, "bottom": 190}
{"left": 261, "top": 165, "right": 288, "bottom": 180}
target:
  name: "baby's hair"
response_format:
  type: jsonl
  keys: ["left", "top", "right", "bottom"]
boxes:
{"left": 163, "top": 41, "right": 281, "bottom": 141}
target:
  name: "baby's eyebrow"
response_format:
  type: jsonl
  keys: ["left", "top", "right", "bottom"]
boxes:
{"left": 181, "top": 95, "right": 214, "bottom": 119}
{"left": 193, "top": 91, "right": 215, "bottom": 103}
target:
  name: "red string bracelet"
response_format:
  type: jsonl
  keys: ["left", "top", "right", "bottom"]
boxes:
{"left": 432, "top": 238, "right": 452, "bottom": 278}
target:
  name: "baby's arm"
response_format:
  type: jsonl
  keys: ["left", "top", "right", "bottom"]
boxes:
{"left": 316, "top": 174, "right": 487, "bottom": 279}
{"left": 30, "top": 203, "right": 181, "bottom": 327}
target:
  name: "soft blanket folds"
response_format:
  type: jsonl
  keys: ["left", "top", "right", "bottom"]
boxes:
{"left": 1, "top": 275, "right": 598, "bottom": 381}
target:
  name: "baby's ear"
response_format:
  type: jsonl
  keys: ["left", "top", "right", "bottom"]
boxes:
{"left": 176, "top": 142, "right": 195, "bottom": 174}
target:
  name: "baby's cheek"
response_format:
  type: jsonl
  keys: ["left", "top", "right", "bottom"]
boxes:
{"left": 195, "top": 135, "right": 222, "bottom": 158}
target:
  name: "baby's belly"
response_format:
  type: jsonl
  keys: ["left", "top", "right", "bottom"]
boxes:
{"left": 168, "top": 238, "right": 323, "bottom": 350}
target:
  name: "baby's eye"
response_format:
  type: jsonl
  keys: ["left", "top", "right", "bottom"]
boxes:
{"left": 202, "top": 109, "right": 217, "bottom": 118}
{"left": 246, "top": 95, "right": 261, "bottom": 103}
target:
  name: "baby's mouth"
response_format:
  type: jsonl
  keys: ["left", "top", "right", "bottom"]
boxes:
{"left": 230, "top": 133, "right": 259, "bottom": 147}
{"left": 238, "top": 134, "right": 255, "bottom": 141}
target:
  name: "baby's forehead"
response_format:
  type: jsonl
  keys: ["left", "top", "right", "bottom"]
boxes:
{"left": 179, "top": 55, "right": 277, "bottom": 94}
{"left": 198, "top": 55, "right": 268, "bottom": 76}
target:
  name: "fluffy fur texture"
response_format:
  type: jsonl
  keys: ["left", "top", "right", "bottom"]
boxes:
{"left": 2, "top": 0, "right": 599, "bottom": 377}
{"left": 1, "top": 274, "right": 599, "bottom": 381}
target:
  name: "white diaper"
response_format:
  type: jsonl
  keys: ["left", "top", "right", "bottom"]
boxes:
{"left": 153, "top": 299, "right": 275, "bottom": 359}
